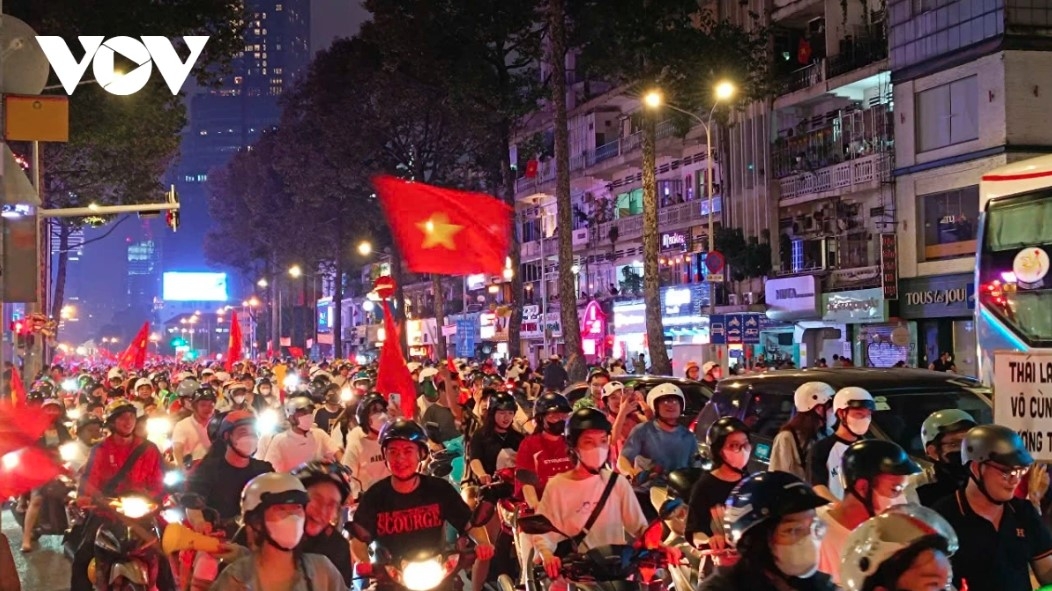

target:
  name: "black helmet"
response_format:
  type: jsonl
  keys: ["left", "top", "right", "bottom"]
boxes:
{"left": 667, "top": 468, "right": 703, "bottom": 500}
{"left": 77, "top": 414, "right": 104, "bottom": 430}
{"left": 706, "top": 417, "right": 751, "bottom": 466}
{"left": 314, "top": 383, "right": 340, "bottom": 405}
{"left": 355, "top": 394, "right": 388, "bottom": 431}
{"left": 254, "top": 377, "right": 274, "bottom": 394}
{"left": 841, "top": 439, "right": 921, "bottom": 494}
{"left": 587, "top": 367, "right": 610, "bottom": 382}
{"left": 488, "top": 392, "right": 518, "bottom": 413}
{"left": 533, "top": 392, "right": 571, "bottom": 417}
{"left": 291, "top": 461, "right": 353, "bottom": 503}
{"left": 566, "top": 408, "right": 612, "bottom": 447}
{"left": 961, "top": 424, "right": 1033, "bottom": 468}
{"left": 192, "top": 386, "right": 218, "bottom": 404}
{"left": 207, "top": 410, "right": 229, "bottom": 443}
{"left": 378, "top": 418, "right": 428, "bottom": 453}
{"left": 725, "top": 471, "right": 829, "bottom": 548}
{"left": 26, "top": 389, "right": 47, "bottom": 404}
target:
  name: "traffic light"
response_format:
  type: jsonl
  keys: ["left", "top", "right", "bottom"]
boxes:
{"left": 165, "top": 184, "right": 180, "bottom": 232}
{"left": 170, "top": 337, "right": 187, "bottom": 348}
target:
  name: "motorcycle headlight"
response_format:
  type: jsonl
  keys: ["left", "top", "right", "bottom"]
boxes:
{"left": 62, "top": 378, "right": 79, "bottom": 392}
{"left": 146, "top": 417, "right": 172, "bottom": 437}
{"left": 164, "top": 471, "right": 182, "bottom": 487}
{"left": 59, "top": 442, "right": 79, "bottom": 463}
{"left": 282, "top": 375, "right": 300, "bottom": 390}
{"left": 401, "top": 557, "right": 445, "bottom": 591}
{"left": 1, "top": 451, "right": 20, "bottom": 470}
{"left": 340, "top": 385, "right": 354, "bottom": 403}
{"left": 67, "top": 407, "right": 83, "bottom": 421}
{"left": 116, "top": 496, "right": 155, "bottom": 519}
{"left": 258, "top": 409, "right": 280, "bottom": 434}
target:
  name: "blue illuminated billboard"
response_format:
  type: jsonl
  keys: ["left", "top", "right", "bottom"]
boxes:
{"left": 162, "top": 272, "right": 229, "bottom": 302}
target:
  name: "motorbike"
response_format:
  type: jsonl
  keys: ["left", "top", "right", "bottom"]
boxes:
{"left": 517, "top": 513, "right": 676, "bottom": 591}
{"left": 91, "top": 495, "right": 165, "bottom": 591}
{"left": 348, "top": 479, "right": 510, "bottom": 591}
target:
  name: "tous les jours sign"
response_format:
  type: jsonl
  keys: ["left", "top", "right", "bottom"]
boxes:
{"left": 902, "top": 287, "right": 968, "bottom": 306}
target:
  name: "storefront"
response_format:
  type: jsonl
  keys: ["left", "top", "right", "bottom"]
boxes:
{"left": 405, "top": 318, "right": 438, "bottom": 360}
{"left": 765, "top": 275, "right": 845, "bottom": 368}
{"left": 580, "top": 300, "right": 608, "bottom": 362}
{"left": 612, "top": 285, "right": 710, "bottom": 361}
{"left": 822, "top": 287, "right": 909, "bottom": 368}
{"left": 897, "top": 273, "right": 976, "bottom": 375}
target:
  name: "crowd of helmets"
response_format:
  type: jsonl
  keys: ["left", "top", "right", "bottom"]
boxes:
{"left": 14, "top": 356, "right": 1050, "bottom": 591}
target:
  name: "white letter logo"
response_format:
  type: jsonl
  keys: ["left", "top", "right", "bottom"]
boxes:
{"left": 36, "top": 36, "right": 209, "bottom": 95}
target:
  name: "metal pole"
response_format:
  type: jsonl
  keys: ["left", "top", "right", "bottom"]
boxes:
{"left": 705, "top": 119, "right": 718, "bottom": 366}
{"left": 540, "top": 213, "right": 549, "bottom": 360}
{"left": 0, "top": 2, "right": 7, "bottom": 407}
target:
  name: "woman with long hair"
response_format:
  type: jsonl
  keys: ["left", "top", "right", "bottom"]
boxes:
{"left": 769, "top": 383, "right": 835, "bottom": 481}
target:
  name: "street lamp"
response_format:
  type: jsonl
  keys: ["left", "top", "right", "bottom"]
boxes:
{"left": 358, "top": 241, "right": 372, "bottom": 256}
{"left": 644, "top": 80, "right": 736, "bottom": 360}
{"left": 257, "top": 278, "right": 269, "bottom": 288}
{"left": 288, "top": 265, "right": 303, "bottom": 278}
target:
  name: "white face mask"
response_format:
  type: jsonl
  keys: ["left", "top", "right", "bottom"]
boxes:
{"left": 772, "top": 536, "right": 820, "bottom": 578}
{"left": 232, "top": 434, "right": 258, "bottom": 457}
{"left": 722, "top": 449, "right": 750, "bottom": 471}
{"left": 264, "top": 514, "right": 305, "bottom": 550}
{"left": 233, "top": 395, "right": 246, "bottom": 405}
{"left": 369, "top": 412, "right": 389, "bottom": 432}
{"left": 577, "top": 445, "right": 609, "bottom": 471}
{"left": 872, "top": 490, "right": 906, "bottom": 514}
{"left": 260, "top": 388, "right": 272, "bottom": 397}
{"left": 296, "top": 415, "right": 314, "bottom": 431}
{"left": 845, "top": 416, "right": 871, "bottom": 436}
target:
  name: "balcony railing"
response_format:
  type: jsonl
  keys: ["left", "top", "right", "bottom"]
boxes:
{"left": 515, "top": 119, "right": 680, "bottom": 195}
{"left": 777, "top": 152, "right": 891, "bottom": 201}
{"left": 778, "top": 33, "right": 888, "bottom": 96}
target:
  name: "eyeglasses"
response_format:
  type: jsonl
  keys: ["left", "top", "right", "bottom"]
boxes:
{"left": 985, "top": 462, "right": 1030, "bottom": 482}
{"left": 772, "top": 518, "right": 827, "bottom": 544}
{"left": 725, "top": 443, "right": 752, "bottom": 453}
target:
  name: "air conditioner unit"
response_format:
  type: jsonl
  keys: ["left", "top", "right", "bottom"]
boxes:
{"left": 728, "top": 293, "right": 739, "bottom": 306}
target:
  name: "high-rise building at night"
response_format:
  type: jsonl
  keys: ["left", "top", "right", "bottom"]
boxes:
{"left": 126, "top": 238, "right": 160, "bottom": 314}
{"left": 166, "top": 0, "right": 312, "bottom": 271}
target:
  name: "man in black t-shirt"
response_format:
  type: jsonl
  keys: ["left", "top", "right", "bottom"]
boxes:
{"left": 186, "top": 411, "right": 273, "bottom": 527}
{"left": 807, "top": 387, "right": 874, "bottom": 501}
{"left": 351, "top": 419, "right": 493, "bottom": 590}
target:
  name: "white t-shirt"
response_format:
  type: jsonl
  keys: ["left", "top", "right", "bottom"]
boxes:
{"left": 532, "top": 470, "right": 647, "bottom": 557}
{"left": 816, "top": 505, "right": 852, "bottom": 585}
{"left": 263, "top": 428, "right": 340, "bottom": 473}
{"left": 172, "top": 415, "right": 212, "bottom": 462}
{"left": 341, "top": 429, "right": 389, "bottom": 497}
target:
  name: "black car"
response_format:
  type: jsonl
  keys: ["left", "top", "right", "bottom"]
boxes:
{"left": 693, "top": 368, "right": 993, "bottom": 470}
{"left": 561, "top": 375, "right": 714, "bottom": 428}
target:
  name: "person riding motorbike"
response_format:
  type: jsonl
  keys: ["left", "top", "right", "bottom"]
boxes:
{"left": 686, "top": 417, "right": 751, "bottom": 551}
{"left": 770, "top": 382, "right": 835, "bottom": 480}
{"left": 914, "top": 409, "right": 976, "bottom": 507}
{"left": 809, "top": 386, "right": 876, "bottom": 502}
{"left": 515, "top": 392, "right": 574, "bottom": 509}
{"left": 19, "top": 395, "right": 73, "bottom": 552}
{"left": 291, "top": 461, "right": 355, "bottom": 586}
{"left": 210, "top": 472, "right": 346, "bottom": 591}
{"left": 263, "top": 396, "right": 340, "bottom": 472}
{"left": 341, "top": 394, "right": 391, "bottom": 498}
{"left": 172, "top": 386, "right": 218, "bottom": 469}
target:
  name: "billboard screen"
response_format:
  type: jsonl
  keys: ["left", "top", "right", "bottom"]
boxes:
{"left": 163, "top": 272, "right": 229, "bottom": 302}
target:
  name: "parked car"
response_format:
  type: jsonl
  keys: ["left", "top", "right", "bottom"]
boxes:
{"left": 693, "top": 368, "right": 993, "bottom": 471}
{"left": 561, "top": 375, "right": 714, "bottom": 429}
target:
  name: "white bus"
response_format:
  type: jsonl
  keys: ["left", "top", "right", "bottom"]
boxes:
{"left": 975, "top": 155, "right": 1052, "bottom": 385}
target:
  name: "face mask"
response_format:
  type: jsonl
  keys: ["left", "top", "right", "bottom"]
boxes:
{"left": 260, "top": 388, "right": 272, "bottom": 397}
{"left": 232, "top": 434, "right": 258, "bottom": 457}
{"left": 772, "top": 536, "right": 820, "bottom": 579}
{"left": 296, "top": 415, "right": 313, "bottom": 431}
{"left": 233, "top": 395, "right": 246, "bottom": 405}
{"left": 543, "top": 419, "right": 564, "bottom": 436}
{"left": 264, "top": 514, "right": 305, "bottom": 550}
{"left": 722, "top": 449, "right": 750, "bottom": 471}
{"left": 872, "top": 490, "right": 905, "bottom": 515}
{"left": 578, "top": 445, "right": 609, "bottom": 471}
{"left": 369, "top": 412, "right": 389, "bottom": 432}
{"left": 845, "top": 416, "right": 871, "bottom": 437}
{"left": 944, "top": 451, "right": 964, "bottom": 466}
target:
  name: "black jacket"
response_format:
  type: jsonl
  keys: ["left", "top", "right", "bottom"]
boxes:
{"left": 698, "top": 565, "right": 838, "bottom": 591}
{"left": 542, "top": 363, "right": 568, "bottom": 391}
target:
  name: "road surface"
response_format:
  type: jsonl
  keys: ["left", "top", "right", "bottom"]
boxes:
{"left": 2, "top": 509, "right": 71, "bottom": 591}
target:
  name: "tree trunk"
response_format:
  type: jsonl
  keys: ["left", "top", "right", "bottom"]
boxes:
{"left": 49, "top": 224, "right": 71, "bottom": 340}
{"left": 642, "top": 116, "right": 672, "bottom": 375}
{"left": 432, "top": 274, "right": 447, "bottom": 360}
{"left": 333, "top": 252, "right": 344, "bottom": 360}
{"left": 500, "top": 124, "right": 523, "bottom": 359}
{"left": 549, "top": 0, "right": 585, "bottom": 381}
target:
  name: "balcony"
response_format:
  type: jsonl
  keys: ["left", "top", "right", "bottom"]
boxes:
{"left": 777, "top": 152, "right": 891, "bottom": 204}
{"left": 515, "top": 118, "right": 680, "bottom": 196}
{"left": 777, "top": 33, "right": 888, "bottom": 103}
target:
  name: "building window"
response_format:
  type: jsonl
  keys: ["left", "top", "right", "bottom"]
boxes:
{"left": 918, "top": 185, "right": 979, "bottom": 261}
{"left": 276, "top": 3, "right": 282, "bottom": 10}
{"left": 915, "top": 75, "right": 978, "bottom": 152}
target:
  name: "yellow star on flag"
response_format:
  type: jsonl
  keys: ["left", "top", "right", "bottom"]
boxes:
{"left": 416, "top": 212, "right": 464, "bottom": 250}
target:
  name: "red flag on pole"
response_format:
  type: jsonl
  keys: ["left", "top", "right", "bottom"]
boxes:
{"left": 373, "top": 176, "right": 512, "bottom": 276}
{"left": 0, "top": 446, "right": 66, "bottom": 498}
{"left": 0, "top": 401, "right": 52, "bottom": 455}
{"left": 117, "top": 322, "right": 150, "bottom": 370}
{"left": 9, "top": 365, "right": 27, "bottom": 407}
{"left": 375, "top": 300, "right": 418, "bottom": 419}
{"left": 225, "top": 310, "right": 243, "bottom": 372}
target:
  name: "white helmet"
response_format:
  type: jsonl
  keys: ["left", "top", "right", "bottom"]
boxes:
{"left": 284, "top": 396, "right": 314, "bottom": 418}
{"left": 134, "top": 378, "right": 153, "bottom": 391}
{"left": 646, "top": 383, "right": 685, "bottom": 410}
{"left": 601, "top": 381, "right": 624, "bottom": 399}
{"left": 794, "top": 382, "right": 835, "bottom": 412}
{"left": 840, "top": 505, "right": 958, "bottom": 591}
{"left": 833, "top": 386, "right": 876, "bottom": 412}
{"left": 240, "top": 472, "right": 308, "bottom": 518}
{"left": 418, "top": 367, "right": 439, "bottom": 383}
{"left": 406, "top": 362, "right": 422, "bottom": 373}
{"left": 214, "top": 371, "right": 232, "bottom": 383}
{"left": 107, "top": 368, "right": 123, "bottom": 380}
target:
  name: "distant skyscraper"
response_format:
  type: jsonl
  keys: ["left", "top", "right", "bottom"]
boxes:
{"left": 126, "top": 238, "right": 160, "bottom": 313}
{"left": 166, "top": 0, "right": 312, "bottom": 272}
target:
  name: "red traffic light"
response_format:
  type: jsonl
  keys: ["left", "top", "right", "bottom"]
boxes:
{"left": 166, "top": 209, "right": 180, "bottom": 232}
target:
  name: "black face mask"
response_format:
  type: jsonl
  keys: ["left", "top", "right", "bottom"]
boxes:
{"left": 543, "top": 419, "right": 564, "bottom": 436}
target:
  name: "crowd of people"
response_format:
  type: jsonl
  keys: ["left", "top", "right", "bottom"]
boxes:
{"left": 0, "top": 354, "right": 1041, "bottom": 591}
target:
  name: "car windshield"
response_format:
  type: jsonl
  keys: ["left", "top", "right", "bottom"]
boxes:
{"left": 872, "top": 391, "right": 993, "bottom": 457}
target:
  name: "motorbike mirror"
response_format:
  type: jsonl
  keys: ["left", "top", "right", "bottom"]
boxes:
{"left": 471, "top": 500, "right": 496, "bottom": 527}
{"left": 515, "top": 469, "right": 539, "bottom": 486}
{"left": 346, "top": 520, "right": 374, "bottom": 544}
{"left": 424, "top": 421, "right": 444, "bottom": 444}
{"left": 480, "top": 481, "right": 513, "bottom": 504}
{"left": 431, "top": 449, "right": 460, "bottom": 463}
{"left": 634, "top": 519, "right": 665, "bottom": 551}
{"left": 516, "top": 514, "right": 557, "bottom": 536}
{"left": 658, "top": 497, "right": 684, "bottom": 520}
{"left": 430, "top": 461, "right": 454, "bottom": 478}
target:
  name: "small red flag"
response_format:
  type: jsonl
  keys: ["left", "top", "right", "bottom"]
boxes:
{"left": 117, "top": 322, "right": 150, "bottom": 370}
{"left": 373, "top": 176, "right": 512, "bottom": 276}
{"left": 9, "top": 365, "right": 27, "bottom": 407}
{"left": 0, "top": 401, "right": 53, "bottom": 456}
{"left": 225, "top": 310, "right": 243, "bottom": 372}
{"left": 0, "top": 446, "right": 65, "bottom": 498}
{"left": 524, "top": 159, "right": 539, "bottom": 178}
{"left": 374, "top": 300, "right": 418, "bottom": 418}
{"left": 288, "top": 347, "right": 305, "bottom": 359}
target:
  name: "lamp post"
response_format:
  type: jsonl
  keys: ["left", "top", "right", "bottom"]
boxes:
{"left": 644, "top": 81, "right": 735, "bottom": 364}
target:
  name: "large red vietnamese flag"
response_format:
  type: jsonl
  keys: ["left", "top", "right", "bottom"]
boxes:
{"left": 117, "top": 322, "right": 150, "bottom": 371}
{"left": 224, "top": 310, "right": 243, "bottom": 372}
{"left": 373, "top": 176, "right": 512, "bottom": 276}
